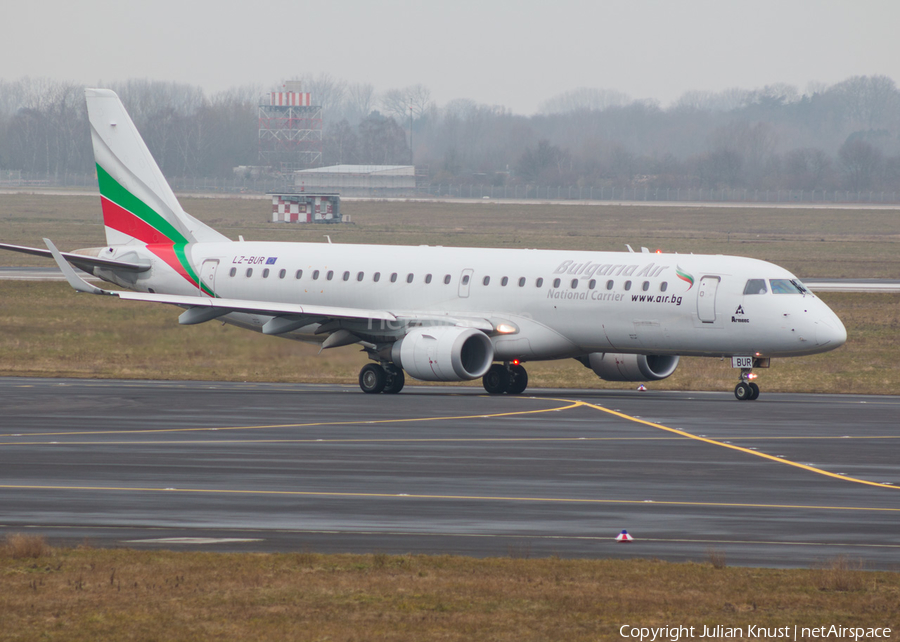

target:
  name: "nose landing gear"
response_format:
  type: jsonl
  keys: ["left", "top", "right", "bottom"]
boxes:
{"left": 734, "top": 368, "right": 760, "bottom": 401}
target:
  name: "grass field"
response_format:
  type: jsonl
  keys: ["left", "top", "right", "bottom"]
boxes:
{"left": 0, "top": 282, "right": 897, "bottom": 394}
{"left": 0, "top": 193, "right": 898, "bottom": 393}
{"left": 2, "top": 193, "right": 900, "bottom": 277}
{"left": 2, "top": 538, "right": 898, "bottom": 642}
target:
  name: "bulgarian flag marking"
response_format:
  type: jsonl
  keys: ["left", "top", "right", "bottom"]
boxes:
{"left": 676, "top": 265, "right": 694, "bottom": 290}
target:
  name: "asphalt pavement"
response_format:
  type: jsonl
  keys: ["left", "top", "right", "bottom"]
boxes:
{"left": 1, "top": 378, "right": 898, "bottom": 569}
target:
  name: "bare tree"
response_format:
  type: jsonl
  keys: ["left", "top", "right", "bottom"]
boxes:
{"left": 782, "top": 148, "right": 832, "bottom": 190}
{"left": 345, "top": 82, "right": 376, "bottom": 123}
{"left": 539, "top": 88, "right": 631, "bottom": 114}
{"left": 674, "top": 90, "right": 717, "bottom": 111}
{"left": 830, "top": 75, "right": 899, "bottom": 129}
{"left": 406, "top": 84, "right": 432, "bottom": 119}
{"left": 839, "top": 138, "right": 883, "bottom": 190}
{"left": 357, "top": 113, "right": 409, "bottom": 164}
{"left": 294, "top": 73, "right": 347, "bottom": 116}
{"left": 710, "top": 121, "right": 778, "bottom": 187}
{"left": 324, "top": 119, "right": 358, "bottom": 165}
{"left": 379, "top": 84, "right": 432, "bottom": 121}
{"left": 750, "top": 83, "right": 801, "bottom": 107}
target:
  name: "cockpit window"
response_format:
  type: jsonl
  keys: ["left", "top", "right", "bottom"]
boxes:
{"left": 770, "top": 278, "right": 808, "bottom": 294}
{"left": 743, "top": 279, "right": 767, "bottom": 295}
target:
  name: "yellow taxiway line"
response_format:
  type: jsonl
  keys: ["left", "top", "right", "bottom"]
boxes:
{"left": 563, "top": 398, "right": 900, "bottom": 491}
{"left": 0, "top": 399, "right": 581, "bottom": 439}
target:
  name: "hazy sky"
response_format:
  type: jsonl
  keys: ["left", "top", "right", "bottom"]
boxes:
{"left": 3, "top": 0, "right": 898, "bottom": 113}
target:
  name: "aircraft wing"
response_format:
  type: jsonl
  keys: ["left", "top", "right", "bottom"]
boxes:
{"left": 0, "top": 241, "right": 150, "bottom": 273}
{"left": 117, "top": 290, "right": 398, "bottom": 322}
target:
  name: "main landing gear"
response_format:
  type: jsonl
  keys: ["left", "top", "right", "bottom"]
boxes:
{"left": 483, "top": 362, "right": 529, "bottom": 395}
{"left": 734, "top": 368, "right": 760, "bottom": 401}
{"left": 359, "top": 363, "right": 405, "bottom": 394}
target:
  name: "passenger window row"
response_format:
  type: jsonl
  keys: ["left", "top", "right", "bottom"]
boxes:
{"left": 225, "top": 267, "right": 667, "bottom": 293}
{"left": 227, "top": 267, "right": 445, "bottom": 284}
{"left": 549, "top": 278, "right": 667, "bottom": 292}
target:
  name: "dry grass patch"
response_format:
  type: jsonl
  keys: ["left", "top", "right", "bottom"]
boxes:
{"left": 814, "top": 556, "right": 867, "bottom": 592}
{"left": 0, "top": 549, "right": 898, "bottom": 641}
{"left": 706, "top": 546, "right": 727, "bottom": 570}
{"left": 2, "top": 533, "right": 51, "bottom": 559}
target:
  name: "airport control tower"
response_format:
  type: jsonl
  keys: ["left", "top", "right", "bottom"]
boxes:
{"left": 258, "top": 81, "right": 323, "bottom": 171}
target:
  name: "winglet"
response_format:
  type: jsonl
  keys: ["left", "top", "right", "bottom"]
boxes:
{"left": 44, "top": 238, "right": 110, "bottom": 295}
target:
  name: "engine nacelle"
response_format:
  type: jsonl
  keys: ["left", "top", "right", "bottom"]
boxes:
{"left": 582, "top": 353, "right": 680, "bottom": 382}
{"left": 392, "top": 326, "right": 494, "bottom": 382}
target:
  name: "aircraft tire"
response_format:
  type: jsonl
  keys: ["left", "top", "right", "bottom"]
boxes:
{"left": 748, "top": 382, "right": 760, "bottom": 400}
{"left": 359, "top": 363, "right": 387, "bottom": 394}
{"left": 507, "top": 365, "right": 528, "bottom": 394}
{"left": 483, "top": 364, "right": 510, "bottom": 394}
{"left": 384, "top": 367, "right": 405, "bottom": 394}
{"left": 734, "top": 382, "right": 752, "bottom": 401}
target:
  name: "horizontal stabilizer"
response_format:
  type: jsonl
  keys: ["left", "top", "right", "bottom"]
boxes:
{"left": 0, "top": 241, "right": 150, "bottom": 273}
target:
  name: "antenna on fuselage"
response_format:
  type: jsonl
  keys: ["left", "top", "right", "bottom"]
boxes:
{"left": 626, "top": 244, "right": 634, "bottom": 253}
{"left": 324, "top": 235, "right": 332, "bottom": 244}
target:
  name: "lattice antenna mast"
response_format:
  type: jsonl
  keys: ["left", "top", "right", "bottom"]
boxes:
{"left": 258, "top": 80, "right": 323, "bottom": 172}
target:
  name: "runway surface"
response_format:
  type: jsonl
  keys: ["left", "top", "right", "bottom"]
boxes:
{"left": 1, "top": 377, "right": 898, "bottom": 569}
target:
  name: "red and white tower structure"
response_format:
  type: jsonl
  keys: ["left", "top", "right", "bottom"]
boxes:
{"left": 258, "top": 80, "right": 323, "bottom": 171}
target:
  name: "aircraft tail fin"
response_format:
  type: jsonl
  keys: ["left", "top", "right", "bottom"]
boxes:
{"left": 85, "top": 88, "right": 229, "bottom": 246}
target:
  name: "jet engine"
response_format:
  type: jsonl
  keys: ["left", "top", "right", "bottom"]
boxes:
{"left": 580, "top": 353, "right": 680, "bottom": 382}
{"left": 391, "top": 326, "right": 494, "bottom": 382}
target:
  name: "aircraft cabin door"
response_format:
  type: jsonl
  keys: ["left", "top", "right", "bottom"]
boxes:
{"left": 199, "top": 259, "right": 219, "bottom": 297}
{"left": 458, "top": 268, "right": 474, "bottom": 298}
{"left": 696, "top": 276, "right": 720, "bottom": 323}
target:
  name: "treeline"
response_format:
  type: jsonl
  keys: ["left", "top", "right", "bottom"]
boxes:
{"left": 2, "top": 74, "right": 900, "bottom": 193}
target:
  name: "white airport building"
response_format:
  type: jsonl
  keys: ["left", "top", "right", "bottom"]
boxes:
{"left": 294, "top": 165, "right": 415, "bottom": 195}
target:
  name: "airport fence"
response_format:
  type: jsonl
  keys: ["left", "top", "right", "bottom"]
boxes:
{"left": 419, "top": 183, "right": 900, "bottom": 205}
{"left": 3, "top": 171, "right": 900, "bottom": 205}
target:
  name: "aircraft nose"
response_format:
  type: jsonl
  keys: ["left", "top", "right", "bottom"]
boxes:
{"left": 815, "top": 315, "right": 847, "bottom": 348}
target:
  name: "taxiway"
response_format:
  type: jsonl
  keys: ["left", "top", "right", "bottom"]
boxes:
{"left": 0, "top": 378, "right": 897, "bottom": 568}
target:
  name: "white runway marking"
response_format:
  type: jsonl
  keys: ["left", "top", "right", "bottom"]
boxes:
{"left": 124, "top": 537, "right": 263, "bottom": 545}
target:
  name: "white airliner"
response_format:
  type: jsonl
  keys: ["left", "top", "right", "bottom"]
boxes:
{"left": 0, "top": 89, "right": 847, "bottom": 400}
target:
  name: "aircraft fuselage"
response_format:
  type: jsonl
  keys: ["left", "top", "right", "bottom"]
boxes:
{"left": 94, "top": 240, "right": 846, "bottom": 362}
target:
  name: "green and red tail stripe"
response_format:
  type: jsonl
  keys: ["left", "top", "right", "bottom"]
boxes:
{"left": 97, "top": 164, "right": 214, "bottom": 296}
